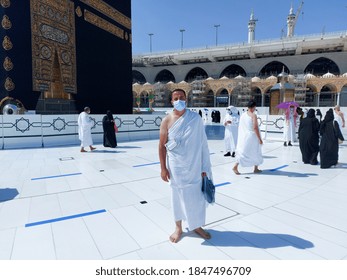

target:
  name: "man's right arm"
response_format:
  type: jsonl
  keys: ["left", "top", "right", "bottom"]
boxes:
{"left": 159, "top": 117, "right": 170, "bottom": 182}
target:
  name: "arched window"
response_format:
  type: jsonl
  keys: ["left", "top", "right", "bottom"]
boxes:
{"left": 185, "top": 67, "right": 208, "bottom": 82}
{"left": 304, "top": 57, "right": 340, "bottom": 76}
{"left": 132, "top": 70, "right": 146, "bottom": 84}
{"left": 216, "top": 89, "right": 229, "bottom": 107}
{"left": 154, "top": 69, "right": 176, "bottom": 83}
{"left": 259, "top": 61, "right": 289, "bottom": 77}
{"left": 340, "top": 85, "right": 347, "bottom": 106}
{"left": 305, "top": 85, "right": 317, "bottom": 107}
{"left": 319, "top": 85, "right": 336, "bottom": 107}
{"left": 220, "top": 64, "right": 246, "bottom": 78}
{"left": 251, "top": 87, "right": 262, "bottom": 106}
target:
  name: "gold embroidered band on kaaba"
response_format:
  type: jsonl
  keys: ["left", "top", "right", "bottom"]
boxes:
{"left": 84, "top": 10, "right": 124, "bottom": 40}
{"left": 80, "top": 0, "right": 131, "bottom": 30}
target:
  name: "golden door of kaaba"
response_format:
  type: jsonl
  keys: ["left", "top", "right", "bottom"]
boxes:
{"left": 1, "top": 0, "right": 132, "bottom": 114}
{"left": 30, "top": 0, "right": 77, "bottom": 100}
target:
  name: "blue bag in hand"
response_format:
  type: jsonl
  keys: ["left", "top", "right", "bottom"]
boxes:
{"left": 202, "top": 176, "right": 215, "bottom": 203}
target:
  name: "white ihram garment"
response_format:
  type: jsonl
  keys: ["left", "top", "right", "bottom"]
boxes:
{"left": 166, "top": 109, "right": 212, "bottom": 230}
{"left": 78, "top": 112, "right": 93, "bottom": 147}
{"left": 283, "top": 113, "right": 296, "bottom": 142}
{"left": 334, "top": 111, "right": 344, "bottom": 131}
{"left": 235, "top": 112, "right": 263, "bottom": 167}
{"left": 223, "top": 113, "right": 239, "bottom": 152}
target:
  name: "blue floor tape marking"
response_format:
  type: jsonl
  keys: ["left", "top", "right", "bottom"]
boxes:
{"left": 25, "top": 209, "right": 106, "bottom": 227}
{"left": 133, "top": 162, "right": 160, "bottom": 168}
{"left": 268, "top": 164, "right": 289, "bottom": 172}
{"left": 215, "top": 182, "right": 231, "bottom": 187}
{"left": 31, "top": 172, "right": 82, "bottom": 181}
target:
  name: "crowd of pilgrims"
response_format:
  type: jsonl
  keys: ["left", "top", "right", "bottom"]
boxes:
{"left": 297, "top": 106, "right": 344, "bottom": 169}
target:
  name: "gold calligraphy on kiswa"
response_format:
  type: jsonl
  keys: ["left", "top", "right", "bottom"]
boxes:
{"left": 84, "top": 10, "right": 124, "bottom": 40}
{"left": 4, "top": 77, "right": 15, "bottom": 91}
{"left": 3, "top": 56, "right": 13, "bottom": 71}
{"left": 80, "top": 0, "right": 131, "bottom": 30}
{"left": 2, "top": 35, "right": 12, "bottom": 50}
{"left": 0, "top": 0, "right": 10, "bottom": 8}
{"left": 2, "top": 15, "right": 12, "bottom": 29}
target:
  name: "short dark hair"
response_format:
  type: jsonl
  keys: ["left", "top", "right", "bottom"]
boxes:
{"left": 169, "top": 88, "right": 186, "bottom": 100}
{"left": 84, "top": 106, "right": 90, "bottom": 112}
{"left": 247, "top": 100, "right": 256, "bottom": 108}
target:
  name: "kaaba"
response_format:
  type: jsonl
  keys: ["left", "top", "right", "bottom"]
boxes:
{"left": 0, "top": 0, "right": 132, "bottom": 114}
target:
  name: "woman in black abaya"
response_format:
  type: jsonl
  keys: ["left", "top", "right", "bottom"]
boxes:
{"left": 298, "top": 109, "right": 320, "bottom": 165}
{"left": 102, "top": 110, "right": 117, "bottom": 148}
{"left": 319, "top": 109, "right": 342, "bottom": 168}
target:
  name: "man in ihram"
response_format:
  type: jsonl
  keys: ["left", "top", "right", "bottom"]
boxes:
{"left": 159, "top": 89, "right": 212, "bottom": 243}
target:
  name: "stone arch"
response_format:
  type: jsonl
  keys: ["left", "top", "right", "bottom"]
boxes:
{"left": 304, "top": 57, "right": 340, "bottom": 76}
{"left": 132, "top": 70, "right": 146, "bottom": 84}
{"left": 154, "top": 69, "right": 176, "bottom": 83}
{"left": 220, "top": 64, "right": 246, "bottom": 78}
{"left": 305, "top": 84, "right": 318, "bottom": 107}
{"left": 319, "top": 83, "right": 337, "bottom": 107}
{"left": 259, "top": 61, "right": 290, "bottom": 77}
{"left": 184, "top": 67, "right": 208, "bottom": 83}
{"left": 251, "top": 86, "right": 262, "bottom": 106}
{"left": 215, "top": 88, "right": 229, "bottom": 107}
{"left": 340, "top": 84, "right": 347, "bottom": 106}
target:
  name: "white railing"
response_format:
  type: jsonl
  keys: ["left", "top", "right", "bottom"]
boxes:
{"left": 1, "top": 107, "right": 346, "bottom": 149}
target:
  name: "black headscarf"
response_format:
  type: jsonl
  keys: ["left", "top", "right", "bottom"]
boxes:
{"left": 324, "top": 109, "right": 334, "bottom": 122}
{"left": 106, "top": 110, "right": 114, "bottom": 120}
{"left": 306, "top": 108, "right": 316, "bottom": 118}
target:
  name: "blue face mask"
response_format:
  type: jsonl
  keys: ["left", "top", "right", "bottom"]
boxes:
{"left": 173, "top": 100, "right": 186, "bottom": 111}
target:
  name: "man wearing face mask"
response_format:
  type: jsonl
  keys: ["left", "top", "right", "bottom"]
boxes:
{"left": 159, "top": 89, "right": 212, "bottom": 243}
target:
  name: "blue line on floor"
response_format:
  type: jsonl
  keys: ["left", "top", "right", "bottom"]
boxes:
{"left": 25, "top": 209, "right": 106, "bottom": 227}
{"left": 268, "top": 165, "right": 289, "bottom": 172}
{"left": 215, "top": 182, "right": 231, "bottom": 187}
{"left": 31, "top": 172, "right": 82, "bottom": 181}
{"left": 133, "top": 162, "right": 160, "bottom": 168}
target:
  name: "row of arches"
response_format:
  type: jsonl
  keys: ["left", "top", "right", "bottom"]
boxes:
{"left": 133, "top": 84, "right": 347, "bottom": 108}
{"left": 133, "top": 57, "right": 340, "bottom": 84}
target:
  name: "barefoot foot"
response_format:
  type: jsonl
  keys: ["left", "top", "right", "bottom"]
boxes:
{"left": 194, "top": 227, "right": 211, "bottom": 239}
{"left": 169, "top": 229, "right": 182, "bottom": 243}
{"left": 80, "top": 148, "right": 87, "bottom": 152}
{"left": 232, "top": 167, "right": 240, "bottom": 175}
{"left": 254, "top": 168, "right": 262, "bottom": 174}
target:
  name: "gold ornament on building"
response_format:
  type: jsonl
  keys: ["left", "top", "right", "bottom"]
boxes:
{"left": 3, "top": 56, "right": 13, "bottom": 71}
{"left": 75, "top": 6, "right": 82, "bottom": 17}
{"left": 4, "top": 77, "right": 15, "bottom": 91}
{"left": 1, "top": 15, "right": 12, "bottom": 29}
{"left": 0, "top": 0, "right": 10, "bottom": 8}
{"left": 2, "top": 35, "right": 13, "bottom": 50}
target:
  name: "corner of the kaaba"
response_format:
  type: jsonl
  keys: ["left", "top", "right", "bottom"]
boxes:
{"left": 74, "top": 0, "right": 133, "bottom": 115}
{"left": 1, "top": 1, "right": 39, "bottom": 114}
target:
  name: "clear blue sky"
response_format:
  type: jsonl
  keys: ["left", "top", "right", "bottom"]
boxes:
{"left": 131, "top": 0, "right": 347, "bottom": 54}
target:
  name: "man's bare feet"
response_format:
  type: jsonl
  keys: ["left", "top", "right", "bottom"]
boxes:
{"left": 90, "top": 146, "right": 96, "bottom": 151}
{"left": 80, "top": 148, "right": 87, "bottom": 152}
{"left": 254, "top": 168, "right": 262, "bottom": 174}
{"left": 169, "top": 229, "right": 182, "bottom": 243}
{"left": 232, "top": 166, "right": 240, "bottom": 175}
{"left": 194, "top": 227, "right": 211, "bottom": 239}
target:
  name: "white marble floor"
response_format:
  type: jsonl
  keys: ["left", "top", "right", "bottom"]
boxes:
{"left": 0, "top": 137, "right": 347, "bottom": 260}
